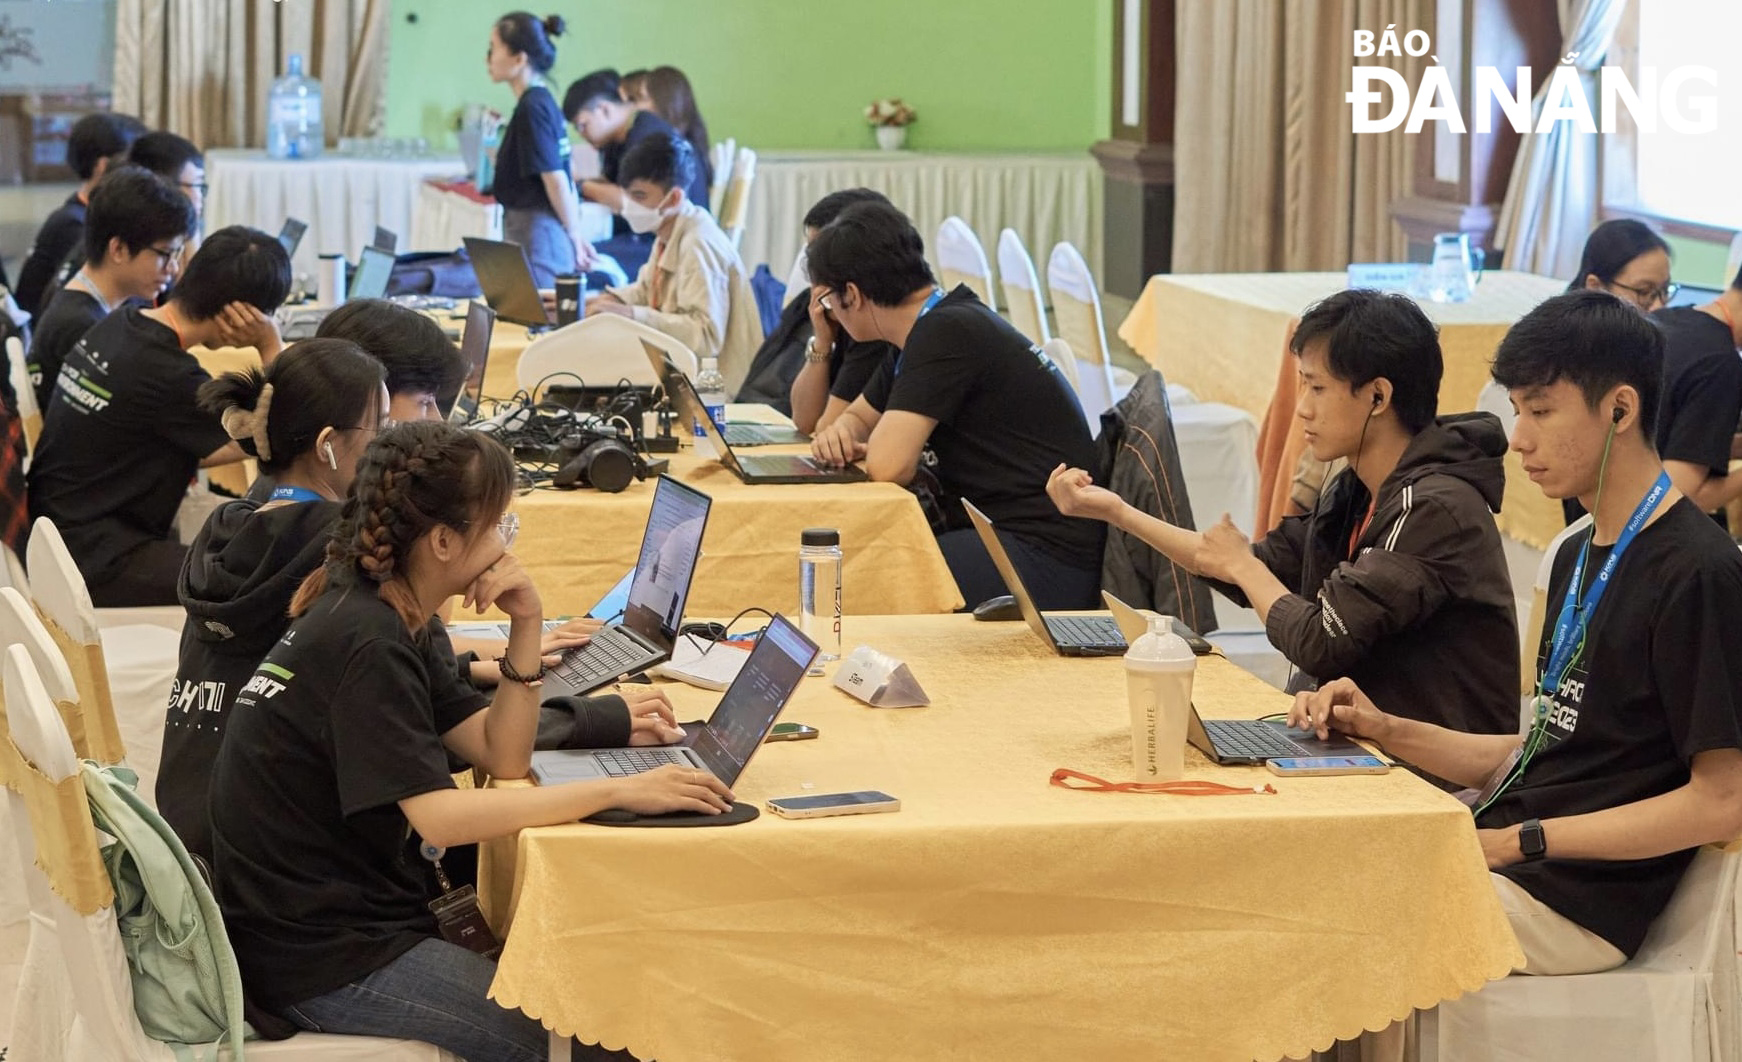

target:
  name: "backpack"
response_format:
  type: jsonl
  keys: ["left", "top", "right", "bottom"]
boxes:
{"left": 81, "top": 761, "right": 252, "bottom": 1061}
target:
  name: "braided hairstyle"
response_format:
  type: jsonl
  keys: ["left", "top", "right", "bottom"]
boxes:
{"left": 290, "top": 421, "right": 516, "bottom": 630}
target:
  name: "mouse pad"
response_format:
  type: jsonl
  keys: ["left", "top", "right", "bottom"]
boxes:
{"left": 580, "top": 718, "right": 759, "bottom": 826}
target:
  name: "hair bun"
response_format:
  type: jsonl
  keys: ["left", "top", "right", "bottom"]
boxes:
{"left": 543, "top": 14, "right": 566, "bottom": 37}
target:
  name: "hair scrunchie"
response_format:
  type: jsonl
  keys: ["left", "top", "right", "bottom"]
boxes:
{"left": 219, "top": 383, "right": 274, "bottom": 462}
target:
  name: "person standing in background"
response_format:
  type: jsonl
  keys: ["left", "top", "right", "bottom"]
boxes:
{"left": 484, "top": 11, "right": 595, "bottom": 286}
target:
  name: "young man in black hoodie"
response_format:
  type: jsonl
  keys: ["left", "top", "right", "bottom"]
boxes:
{"left": 1050, "top": 288, "right": 1519, "bottom": 735}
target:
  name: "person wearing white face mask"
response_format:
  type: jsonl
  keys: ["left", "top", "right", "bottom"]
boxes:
{"left": 586, "top": 133, "right": 761, "bottom": 396}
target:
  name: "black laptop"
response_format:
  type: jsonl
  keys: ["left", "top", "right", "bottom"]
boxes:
{"left": 277, "top": 217, "right": 308, "bottom": 256}
{"left": 463, "top": 235, "right": 556, "bottom": 329}
{"left": 641, "top": 340, "right": 867, "bottom": 485}
{"left": 446, "top": 302, "right": 495, "bottom": 424}
{"left": 540, "top": 475, "right": 711, "bottom": 698}
{"left": 371, "top": 225, "right": 399, "bottom": 255}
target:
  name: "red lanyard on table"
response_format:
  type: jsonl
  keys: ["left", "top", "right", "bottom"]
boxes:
{"left": 1050, "top": 768, "right": 1276, "bottom": 796}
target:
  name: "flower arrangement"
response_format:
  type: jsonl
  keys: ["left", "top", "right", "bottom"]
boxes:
{"left": 864, "top": 98, "right": 917, "bottom": 128}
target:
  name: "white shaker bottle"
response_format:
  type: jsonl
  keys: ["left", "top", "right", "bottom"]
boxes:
{"left": 1126, "top": 615, "right": 1196, "bottom": 779}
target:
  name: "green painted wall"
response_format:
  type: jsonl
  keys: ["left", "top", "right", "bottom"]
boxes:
{"left": 386, "top": 2, "right": 1113, "bottom": 152}
{"left": 1664, "top": 233, "right": 1733, "bottom": 290}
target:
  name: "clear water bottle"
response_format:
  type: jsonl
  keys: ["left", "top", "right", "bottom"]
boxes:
{"left": 694, "top": 356, "right": 728, "bottom": 436}
{"left": 798, "top": 528, "right": 842, "bottom": 674}
{"left": 267, "top": 54, "right": 324, "bottom": 160}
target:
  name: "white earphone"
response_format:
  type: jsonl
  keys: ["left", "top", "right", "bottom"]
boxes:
{"left": 324, "top": 441, "right": 338, "bottom": 471}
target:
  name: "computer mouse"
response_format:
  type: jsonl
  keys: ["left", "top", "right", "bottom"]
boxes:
{"left": 972, "top": 595, "right": 1024, "bottom": 622}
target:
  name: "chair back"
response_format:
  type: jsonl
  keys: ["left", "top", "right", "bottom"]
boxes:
{"left": 2, "top": 541, "right": 27, "bottom": 594}
{"left": 936, "top": 217, "right": 996, "bottom": 311}
{"left": 6, "top": 334, "right": 41, "bottom": 453}
{"left": 1726, "top": 230, "right": 1742, "bottom": 287}
{"left": 710, "top": 137, "right": 737, "bottom": 216}
{"left": 996, "top": 229, "right": 1049, "bottom": 344}
{"left": 784, "top": 247, "right": 810, "bottom": 304}
{"left": 1046, "top": 240, "right": 1123, "bottom": 403}
{"left": 1040, "top": 337, "right": 1083, "bottom": 396}
{"left": 517, "top": 313, "right": 700, "bottom": 393}
{"left": 24, "top": 517, "right": 127, "bottom": 763}
{"left": 718, "top": 146, "right": 757, "bottom": 250}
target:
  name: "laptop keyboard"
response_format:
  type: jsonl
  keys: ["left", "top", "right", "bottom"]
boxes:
{"left": 592, "top": 747, "right": 687, "bottom": 777}
{"left": 1201, "top": 720, "right": 1312, "bottom": 760}
{"left": 742, "top": 454, "right": 830, "bottom": 477}
{"left": 1044, "top": 614, "right": 1126, "bottom": 650}
{"left": 551, "top": 627, "right": 656, "bottom": 685}
{"left": 724, "top": 423, "right": 804, "bottom": 446}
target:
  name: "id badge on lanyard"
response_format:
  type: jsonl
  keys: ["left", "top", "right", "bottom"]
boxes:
{"left": 421, "top": 841, "right": 502, "bottom": 959}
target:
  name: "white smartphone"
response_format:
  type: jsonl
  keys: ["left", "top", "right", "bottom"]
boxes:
{"left": 766, "top": 790, "right": 900, "bottom": 819}
{"left": 1265, "top": 755, "right": 1391, "bottom": 776}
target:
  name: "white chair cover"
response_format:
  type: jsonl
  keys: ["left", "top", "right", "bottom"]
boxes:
{"left": 1170, "top": 401, "right": 1263, "bottom": 635}
{"left": 719, "top": 147, "right": 757, "bottom": 250}
{"left": 2, "top": 541, "right": 28, "bottom": 594}
{"left": 0, "top": 586, "right": 78, "bottom": 929}
{"left": 996, "top": 228, "right": 1050, "bottom": 345}
{"left": 7, "top": 334, "right": 40, "bottom": 454}
{"left": 1725, "top": 231, "right": 1742, "bottom": 287}
{"left": 784, "top": 247, "right": 810, "bottom": 305}
{"left": 709, "top": 137, "right": 737, "bottom": 217}
{"left": 1046, "top": 240, "right": 1134, "bottom": 424}
{"left": 935, "top": 216, "right": 996, "bottom": 311}
{"left": 516, "top": 313, "right": 700, "bottom": 394}
{"left": 1477, "top": 379, "right": 1518, "bottom": 442}
{"left": 1420, "top": 843, "right": 1742, "bottom": 1062}
{"left": 1039, "top": 338, "right": 1084, "bottom": 397}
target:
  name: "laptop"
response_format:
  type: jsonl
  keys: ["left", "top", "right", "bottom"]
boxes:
{"left": 464, "top": 236, "right": 556, "bottom": 329}
{"left": 277, "top": 217, "right": 308, "bottom": 256}
{"left": 1100, "top": 588, "right": 1369, "bottom": 765}
{"left": 641, "top": 340, "right": 868, "bottom": 485}
{"left": 529, "top": 613, "right": 818, "bottom": 785}
{"left": 540, "top": 475, "right": 712, "bottom": 698}
{"left": 723, "top": 422, "right": 809, "bottom": 447}
{"left": 371, "top": 225, "right": 399, "bottom": 255}
{"left": 446, "top": 302, "right": 495, "bottom": 424}
{"left": 961, "top": 499, "right": 1131, "bottom": 657}
{"left": 282, "top": 244, "right": 398, "bottom": 338}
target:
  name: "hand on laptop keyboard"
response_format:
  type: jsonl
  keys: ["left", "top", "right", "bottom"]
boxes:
{"left": 612, "top": 764, "right": 735, "bottom": 816}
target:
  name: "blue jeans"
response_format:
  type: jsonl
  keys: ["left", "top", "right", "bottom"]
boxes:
{"left": 503, "top": 207, "right": 578, "bottom": 290}
{"left": 283, "top": 937, "right": 636, "bottom": 1061}
{"left": 937, "top": 526, "right": 1101, "bottom": 612}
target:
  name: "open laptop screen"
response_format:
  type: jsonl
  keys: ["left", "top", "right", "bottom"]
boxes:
{"left": 448, "top": 302, "right": 495, "bottom": 424}
{"left": 689, "top": 615, "right": 818, "bottom": 784}
{"left": 350, "top": 245, "right": 396, "bottom": 301}
{"left": 622, "top": 476, "right": 710, "bottom": 650}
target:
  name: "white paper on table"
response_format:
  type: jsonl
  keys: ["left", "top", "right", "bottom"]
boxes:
{"left": 832, "top": 645, "right": 929, "bottom": 708}
{"left": 654, "top": 633, "right": 750, "bottom": 691}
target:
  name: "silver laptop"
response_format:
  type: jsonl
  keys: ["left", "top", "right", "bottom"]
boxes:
{"left": 464, "top": 235, "right": 556, "bottom": 329}
{"left": 1101, "top": 590, "right": 1367, "bottom": 765}
{"left": 961, "top": 499, "right": 1129, "bottom": 656}
{"left": 446, "top": 302, "right": 495, "bottom": 424}
{"left": 530, "top": 613, "right": 818, "bottom": 784}
{"left": 540, "top": 475, "right": 711, "bottom": 698}
{"left": 640, "top": 340, "right": 867, "bottom": 485}
{"left": 281, "top": 245, "right": 397, "bottom": 338}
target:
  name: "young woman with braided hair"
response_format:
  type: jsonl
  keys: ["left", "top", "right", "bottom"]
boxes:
{"left": 210, "top": 421, "right": 729, "bottom": 1061}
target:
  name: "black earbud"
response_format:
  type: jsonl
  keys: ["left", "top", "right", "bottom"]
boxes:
{"left": 1372, "top": 391, "right": 1383, "bottom": 407}
{"left": 1611, "top": 406, "right": 1625, "bottom": 424}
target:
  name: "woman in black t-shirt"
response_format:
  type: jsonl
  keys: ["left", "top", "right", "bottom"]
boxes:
{"left": 484, "top": 12, "right": 594, "bottom": 286}
{"left": 211, "top": 422, "right": 729, "bottom": 1060}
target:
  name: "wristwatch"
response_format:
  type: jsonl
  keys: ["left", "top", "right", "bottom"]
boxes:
{"left": 803, "top": 337, "right": 831, "bottom": 364}
{"left": 1518, "top": 818, "right": 1547, "bottom": 861}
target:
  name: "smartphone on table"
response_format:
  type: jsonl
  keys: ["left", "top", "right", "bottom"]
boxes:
{"left": 766, "top": 790, "right": 899, "bottom": 819}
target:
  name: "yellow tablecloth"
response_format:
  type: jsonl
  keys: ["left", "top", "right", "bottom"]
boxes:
{"left": 1118, "top": 271, "right": 1570, "bottom": 548}
{"left": 481, "top": 614, "right": 1521, "bottom": 1062}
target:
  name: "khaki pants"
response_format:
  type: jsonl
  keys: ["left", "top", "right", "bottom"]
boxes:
{"left": 1340, "top": 874, "right": 1626, "bottom": 1062}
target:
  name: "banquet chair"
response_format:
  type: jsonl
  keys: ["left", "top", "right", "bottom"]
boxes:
{"left": 935, "top": 216, "right": 996, "bottom": 311}
{"left": 517, "top": 313, "right": 700, "bottom": 393}
{"left": 1419, "top": 842, "right": 1742, "bottom": 1062}
{"left": 709, "top": 137, "right": 737, "bottom": 216}
{"left": 784, "top": 246, "right": 810, "bottom": 304}
{"left": 1046, "top": 241, "right": 1136, "bottom": 424}
{"left": 996, "top": 229, "right": 1050, "bottom": 345}
{"left": 25, "top": 516, "right": 181, "bottom": 805}
{"left": 7, "top": 334, "right": 42, "bottom": 453}
{"left": 1725, "top": 230, "right": 1742, "bottom": 286}
{"left": 0, "top": 585, "right": 79, "bottom": 931}
{"left": 2, "top": 540, "right": 28, "bottom": 593}
{"left": 0, "top": 643, "right": 459, "bottom": 1061}
{"left": 1039, "top": 337, "right": 1084, "bottom": 398}
{"left": 718, "top": 146, "right": 757, "bottom": 250}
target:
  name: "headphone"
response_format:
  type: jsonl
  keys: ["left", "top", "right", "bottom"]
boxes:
{"left": 1612, "top": 405, "right": 1625, "bottom": 425}
{"left": 323, "top": 440, "right": 338, "bottom": 471}
{"left": 1370, "top": 390, "right": 1382, "bottom": 417}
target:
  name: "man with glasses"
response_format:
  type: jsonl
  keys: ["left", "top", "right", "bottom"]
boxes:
{"left": 1649, "top": 263, "right": 1742, "bottom": 523}
{"left": 26, "top": 165, "right": 196, "bottom": 410}
{"left": 129, "top": 131, "right": 208, "bottom": 268}
{"left": 28, "top": 225, "right": 290, "bottom": 606}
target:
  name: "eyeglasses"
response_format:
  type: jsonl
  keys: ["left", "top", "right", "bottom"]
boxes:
{"left": 1609, "top": 280, "right": 1679, "bottom": 307}
{"left": 496, "top": 512, "right": 520, "bottom": 548}
{"left": 180, "top": 181, "right": 208, "bottom": 196}
{"left": 815, "top": 292, "right": 834, "bottom": 313}
{"left": 145, "top": 244, "right": 185, "bottom": 266}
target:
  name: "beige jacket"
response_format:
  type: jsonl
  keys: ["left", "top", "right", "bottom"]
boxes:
{"left": 608, "top": 201, "right": 762, "bottom": 396}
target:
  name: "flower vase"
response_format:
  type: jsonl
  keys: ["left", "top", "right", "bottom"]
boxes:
{"left": 875, "top": 126, "right": 907, "bottom": 151}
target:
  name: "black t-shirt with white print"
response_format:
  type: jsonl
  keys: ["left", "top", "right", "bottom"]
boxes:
{"left": 1479, "top": 497, "right": 1742, "bottom": 956}
{"left": 210, "top": 585, "right": 489, "bottom": 1009}
{"left": 860, "top": 285, "right": 1103, "bottom": 569}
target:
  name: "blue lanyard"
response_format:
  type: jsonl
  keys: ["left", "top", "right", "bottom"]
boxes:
{"left": 1540, "top": 470, "right": 1670, "bottom": 697}
{"left": 892, "top": 289, "right": 946, "bottom": 377}
{"left": 270, "top": 485, "right": 326, "bottom": 504}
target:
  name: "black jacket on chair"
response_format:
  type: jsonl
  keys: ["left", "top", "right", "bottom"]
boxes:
{"left": 1096, "top": 370, "right": 1220, "bottom": 637}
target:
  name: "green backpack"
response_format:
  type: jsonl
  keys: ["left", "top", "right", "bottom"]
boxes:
{"left": 81, "top": 762, "right": 252, "bottom": 1061}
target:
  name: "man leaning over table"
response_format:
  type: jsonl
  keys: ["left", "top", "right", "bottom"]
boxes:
{"left": 806, "top": 200, "right": 1106, "bottom": 611}
{"left": 1293, "top": 291, "right": 1742, "bottom": 1005}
